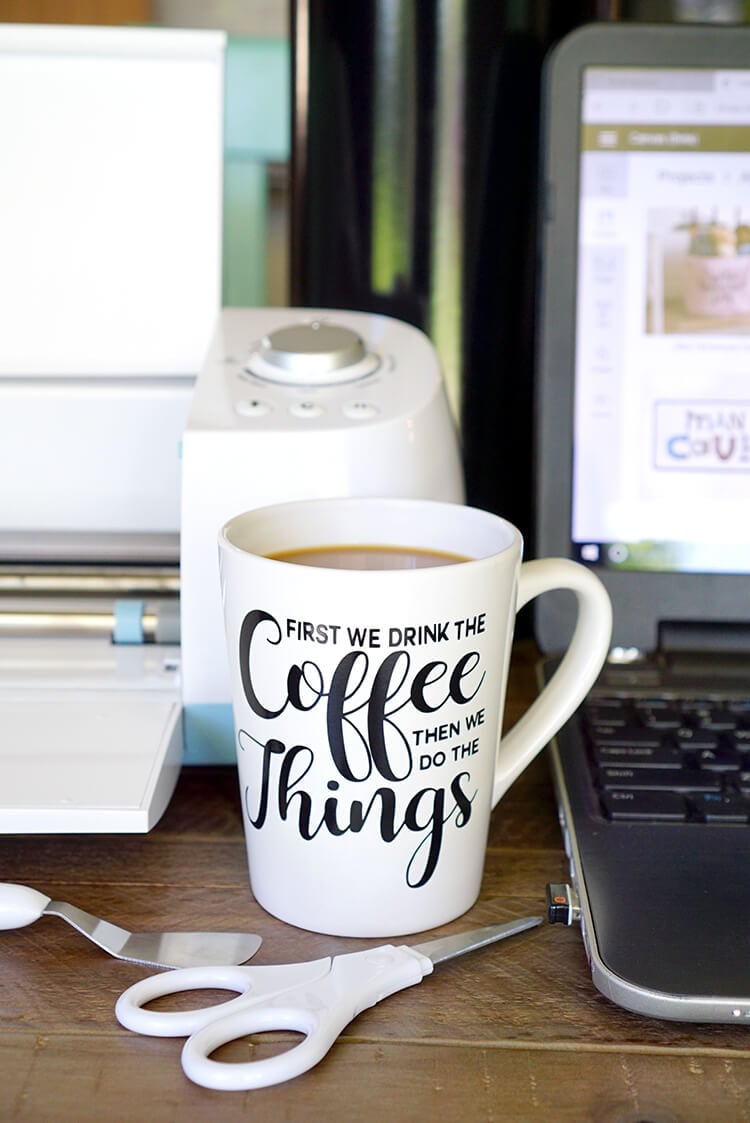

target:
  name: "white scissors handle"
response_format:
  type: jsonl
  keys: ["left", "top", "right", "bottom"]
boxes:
{"left": 116, "top": 946, "right": 432, "bottom": 1091}
{"left": 115, "top": 959, "right": 330, "bottom": 1037}
{"left": 182, "top": 946, "right": 431, "bottom": 1091}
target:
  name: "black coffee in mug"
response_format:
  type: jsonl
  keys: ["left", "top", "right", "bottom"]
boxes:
{"left": 269, "top": 545, "right": 468, "bottom": 570}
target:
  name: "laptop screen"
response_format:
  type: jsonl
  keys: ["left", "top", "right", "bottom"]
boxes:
{"left": 571, "top": 62, "right": 750, "bottom": 576}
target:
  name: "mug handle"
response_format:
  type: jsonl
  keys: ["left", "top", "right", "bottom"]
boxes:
{"left": 492, "top": 558, "right": 612, "bottom": 807}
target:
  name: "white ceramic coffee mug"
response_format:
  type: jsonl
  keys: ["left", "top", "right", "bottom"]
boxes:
{"left": 219, "top": 497, "right": 611, "bottom": 937}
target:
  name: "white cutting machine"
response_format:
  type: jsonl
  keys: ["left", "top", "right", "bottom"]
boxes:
{"left": 0, "top": 26, "right": 464, "bottom": 833}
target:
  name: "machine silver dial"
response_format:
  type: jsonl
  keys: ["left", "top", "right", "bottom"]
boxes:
{"left": 245, "top": 320, "right": 380, "bottom": 385}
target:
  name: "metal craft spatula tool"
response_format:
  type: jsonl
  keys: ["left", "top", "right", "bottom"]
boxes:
{"left": 0, "top": 882, "right": 262, "bottom": 968}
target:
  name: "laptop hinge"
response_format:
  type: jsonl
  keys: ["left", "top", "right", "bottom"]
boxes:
{"left": 660, "top": 620, "right": 750, "bottom": 654}
{"left": 659, "top": 620, "right": 750, "bottom": 675}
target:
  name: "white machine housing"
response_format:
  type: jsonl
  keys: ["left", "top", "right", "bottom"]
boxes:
{"left": 0, "top": 24, "right": 225, "bottom": 832}
{"left": 180, "top": 307, "right": 465, "bottom": 762}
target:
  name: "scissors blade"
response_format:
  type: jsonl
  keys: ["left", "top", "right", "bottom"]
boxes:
{"left": 410, "top": 915, "right": 543, "bottom": 966}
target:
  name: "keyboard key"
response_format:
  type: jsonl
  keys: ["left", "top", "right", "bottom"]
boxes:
{"left": 695, "top": 745, "right": 742, "bottom": 772}
{"left": 695, "top": 707, "right": 738, "bottom": 732}
{"left": 674, "top": 728, "right": 721, "bottom": 752}
{"left": 735, "top": 771, "right": 750, "bottom": 795}
{"left": 680, "top": 698, "right": 715, "bottom": 713}
{"left": 601, "top": 790, "right": 687, "bottom": 822}
{"left": 635, "top": 705, "right": 683, "bottom": 730}
{"left": 598, "top": 767, "right": 721, "bottom": 793}
{"left": 586, "top": 702, "right": 631, "bottom": 728}
{"left": 592, "top": 743, "right": 683, "bottom": 769}
{"left": 690, "top": 793, "right": 750, "bottom": 823}
{"left": 591, "top": 727, "right": 663, "bottom": 748}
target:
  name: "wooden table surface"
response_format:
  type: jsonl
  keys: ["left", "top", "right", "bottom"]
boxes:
{"left": 3, "top": 642, "right": 750, "bottom": 1122}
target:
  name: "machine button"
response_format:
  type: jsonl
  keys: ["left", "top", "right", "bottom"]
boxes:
{"left": 342, "top": 401, "right": 379, "bottom": 421}
{"left": 235, "top": 398, "right": 272, "bottom": 418}
{"left": 289, "top": 400, "right": 325, "bottom": 419}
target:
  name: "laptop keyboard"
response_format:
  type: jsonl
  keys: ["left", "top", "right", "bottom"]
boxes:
{"left": 585, "top": 696, "right": 750, "bottom": 823}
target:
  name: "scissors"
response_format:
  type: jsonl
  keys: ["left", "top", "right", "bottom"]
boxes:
{"left": 115, "top": 914, "right": 542, "bottom": 1091}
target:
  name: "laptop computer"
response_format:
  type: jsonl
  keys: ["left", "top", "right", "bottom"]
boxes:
{"left": 535, "top": 21, "right": 750, "bottom": 1023}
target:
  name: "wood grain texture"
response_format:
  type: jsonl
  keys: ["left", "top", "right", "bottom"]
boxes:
{"left": 4, "top": 1035, "right": 750, "bottom": 1123}
{"left": 3, "top": 641, "right": 750, "bottom": 1121}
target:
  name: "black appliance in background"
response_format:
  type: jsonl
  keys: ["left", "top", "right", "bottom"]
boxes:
{"left": 289, "top": 0, "right": 619, "bottom": 549}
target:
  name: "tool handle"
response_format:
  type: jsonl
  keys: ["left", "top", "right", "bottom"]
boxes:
{"left": 115, "top": 960, "right": 331, "bottom": 1038}
{"left": 181, "top": 945, "right": 430, "bottom": 1091}
{"left": 0, "top": 883, "right": 50, "bottom": 929}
